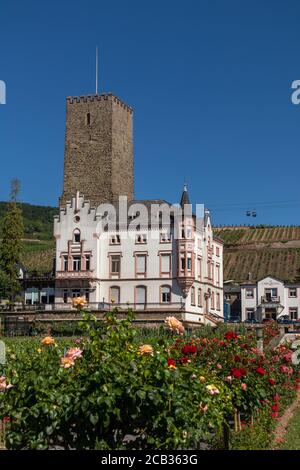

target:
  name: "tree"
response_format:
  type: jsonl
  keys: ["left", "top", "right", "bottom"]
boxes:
{"left": 0, "top": 179, "right": 24, "bottom": 302}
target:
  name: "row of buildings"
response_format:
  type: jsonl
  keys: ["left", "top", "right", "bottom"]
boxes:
{"left": 15, "top": 89, "right": 300, "bottom": 325}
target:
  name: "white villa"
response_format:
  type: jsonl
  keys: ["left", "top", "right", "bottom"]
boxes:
{"left": 54, "top": 189, "right": 224, "bottom": 325}
{"left": 241, "top": 275, "right": 300, "bottom": 322}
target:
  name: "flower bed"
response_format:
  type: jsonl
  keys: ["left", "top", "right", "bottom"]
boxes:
{"left": 0, "top": 311, "right": 299, "bottom": 450}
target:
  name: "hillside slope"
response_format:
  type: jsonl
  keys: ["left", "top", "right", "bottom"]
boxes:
{"left": 215, "top": 226, "right": 300, "bottom": 282}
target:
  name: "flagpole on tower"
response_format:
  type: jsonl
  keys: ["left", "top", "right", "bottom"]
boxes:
{"left": 95, "top": 46, "right": 99, "bottom": 95}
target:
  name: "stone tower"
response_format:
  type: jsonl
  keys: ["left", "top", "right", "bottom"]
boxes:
{"left": 60, "top": 93, "right": 134, "bottom": 208}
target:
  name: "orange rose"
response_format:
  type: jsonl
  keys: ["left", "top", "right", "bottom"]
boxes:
{"left": 41, "top": 336, "right": 55, "bottom": 346}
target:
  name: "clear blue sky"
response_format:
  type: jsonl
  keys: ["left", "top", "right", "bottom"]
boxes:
{"left": 1, "top": 0, "right": 300, "bottom": 225}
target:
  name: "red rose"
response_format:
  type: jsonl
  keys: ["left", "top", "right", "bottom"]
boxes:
{"left": 225, "top": 331, "right": 238, "bottom": 341}
{"left": 231, "top": 368, "right": 242, "bottom": 379}
{"left": 181, "top": 345, "right": 197, "bottom": 355}
{"left": 167, "top": 358, "right": 176, "bottom": 367}
{"left": 271, "top": 412, "right": 279, "bottom": 418}
{"left": 271, "top": 404, "right": 279, "bottom": 412}
{"left": 234, "top": 355, "right": 241, "bottom": 362}
{"left": 268, "top": 378, "right": 276, "bottom": 386}
{"left": 256, "top": 367, "right": 266, "bottom": 376}
{"left": 240, "top": 368, "right": 247, "bottom": 376}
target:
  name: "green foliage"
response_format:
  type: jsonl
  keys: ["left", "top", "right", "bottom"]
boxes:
{"left": 0, "top": 311, "right": 298, "bottom": 450}
{"left": 0, "top": 199, "right": 24, "bottom": 300}
{"left": 228, "top": 410, "right": 275, "bottom": 450}
{"left": 0, "top": 202, "right": 57, "bottom": 241}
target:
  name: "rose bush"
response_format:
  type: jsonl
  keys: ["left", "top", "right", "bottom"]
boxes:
{"left": 0, "top": 311, "right": 299, "bottom": 450}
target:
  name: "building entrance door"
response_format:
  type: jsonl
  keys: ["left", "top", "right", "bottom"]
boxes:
{"left": 265, "top": 308, "right": 277, "bottom": 320}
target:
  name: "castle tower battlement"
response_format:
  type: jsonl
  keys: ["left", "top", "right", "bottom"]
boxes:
{"left": 60, "top": 92, "right": 134, "bottom": 208}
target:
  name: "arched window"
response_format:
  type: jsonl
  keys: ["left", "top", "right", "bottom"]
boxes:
{"left": 161, "top": 285, "right": 171, "bottom": 304}
{"left": 73, "top": 229, "right": 81, "bottom": 243}
{"left": 110, "top": 286, "right": 120, "bottom": 304}
{"left": 135, "top": 285, "right": 147, "bottom": 309}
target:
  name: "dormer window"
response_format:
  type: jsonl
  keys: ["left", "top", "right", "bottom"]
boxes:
{"left": 160, "top": 231, "right": 171, "bottom": 243}
{"left": 73, "top": 229, "right": 81, "bottom": 243}
{"left": 110, "top": 234, "right": 121, "bottom": 245}
{"left": 135, "top": 233, "right": 147, "bottom": 244}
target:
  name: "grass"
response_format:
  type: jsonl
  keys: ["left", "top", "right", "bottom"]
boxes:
{"left": 280, "top": 405, "right": 300, "bottom": 450}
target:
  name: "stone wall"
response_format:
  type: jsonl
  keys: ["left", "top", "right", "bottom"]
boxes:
{"left": 60, "top": 93, "right": 134, "bottom": 208}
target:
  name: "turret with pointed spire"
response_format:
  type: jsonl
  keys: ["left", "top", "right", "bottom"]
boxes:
{"left": 176, "top": 183, "right": 195, "bottom": 297}
{"left": 180, "top": 183, "right": 190, "bottom": 208}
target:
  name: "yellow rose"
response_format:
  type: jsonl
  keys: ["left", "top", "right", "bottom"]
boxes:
{"left": 199, "top": 376, "right": 206, "bottom": 383}
{"left": 72, "top": 296, "right": 87, "bottom": 308}
{"left": 138, "top": 344, "right": 154, "bottom": 356}
{"left": 165, "top": 316, "right": 185, "bottom": 335}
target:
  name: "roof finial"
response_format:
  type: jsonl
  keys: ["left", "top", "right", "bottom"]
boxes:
{"left": 183, "top": 177, "right": 188, "bottom": 192}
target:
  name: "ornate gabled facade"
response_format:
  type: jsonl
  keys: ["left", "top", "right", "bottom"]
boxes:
{"left": 54, "top": 92, "right": 224, "bottom": 325}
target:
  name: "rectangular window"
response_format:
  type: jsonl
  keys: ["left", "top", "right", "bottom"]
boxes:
{"left": 207, "top": 260, "right": 211, "bottom": 279}
{"left": 160, "top": 253, "right": 171, "bottom": 275}
{"left": 73, "top": 256, "right": 81, "bottom": 271}
{"left": 246, "top": 308, "right": 255, "bottom": 320}
{"left": 72, "top": 289, "right": 81, "bottom": 298}
{"left": 136, "top": 254, "right": 147, "bottom": 276}
{"left": 289, "top": 288, "right": 297, "bottom": 298}
{"left": 211, "top": 292, "right": 215, "bottom": 309}
{"left": 135, "top": 233, "right": 147, "bottom": 244}
{"left": 216, "top": 264, "right": 220, "bottom": 286}
{"left": 85, "top": 255, "right": 90, "bottom": 271}
{"left": 290, "top": 308, "right": 298, "bottom": 320}
{"left": 63, "top": 290, "right": 68, "bottom": 304}
{"left": 111, "top": 255, "right": 121, "bottom": 275}
{"left": 246, "top": 288, "right": 254, "bottom": 299}
{"left": 161, "top": 286, "right": 171, "bottom": 303}
{"left": 63, "top": 256, "right": 68, "bottom": 271}
{"left": 197, "top": 257, "right": 202, "bottom": 279}
{"left": 187, "top": 253, "right": 192, "bottom": 271}
{"left": 85, "top": 290, "right": 90, "bottom": 302}
{"left": 216, "top": 293, "right": 220, "bottom": 310}
{"left": 225, "top": 293, "right": 231, "bottom": 301}
{"left": 198, "top": 288, "right": 202, "bottom": 307}
{"left": 180, "top": 255, "right": 186, "bottom": 271}
{"left": 216, "top": 246, "right": 220, "bottom": 257}
{"left": 191, "top": 286, "right": 195, "bottom": 305}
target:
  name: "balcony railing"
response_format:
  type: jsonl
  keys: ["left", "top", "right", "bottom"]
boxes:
{"left": 261, "top": 296, "right": 280, "bottom": 303}
{"left": 56, "top": 270, "right": 94, "bottom": 279}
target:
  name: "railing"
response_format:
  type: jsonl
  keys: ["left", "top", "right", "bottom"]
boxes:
{"left": 261, "top": 296, "right": 280, "bottom": 303}
{"left": 0, "top": 301, "right": 185, "bottom": 313}
{"left": 52, "top": 301, "right": 185, "bottom": 311}
{"left": 56, "top": 270, "right": 94, "bottom": 279}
